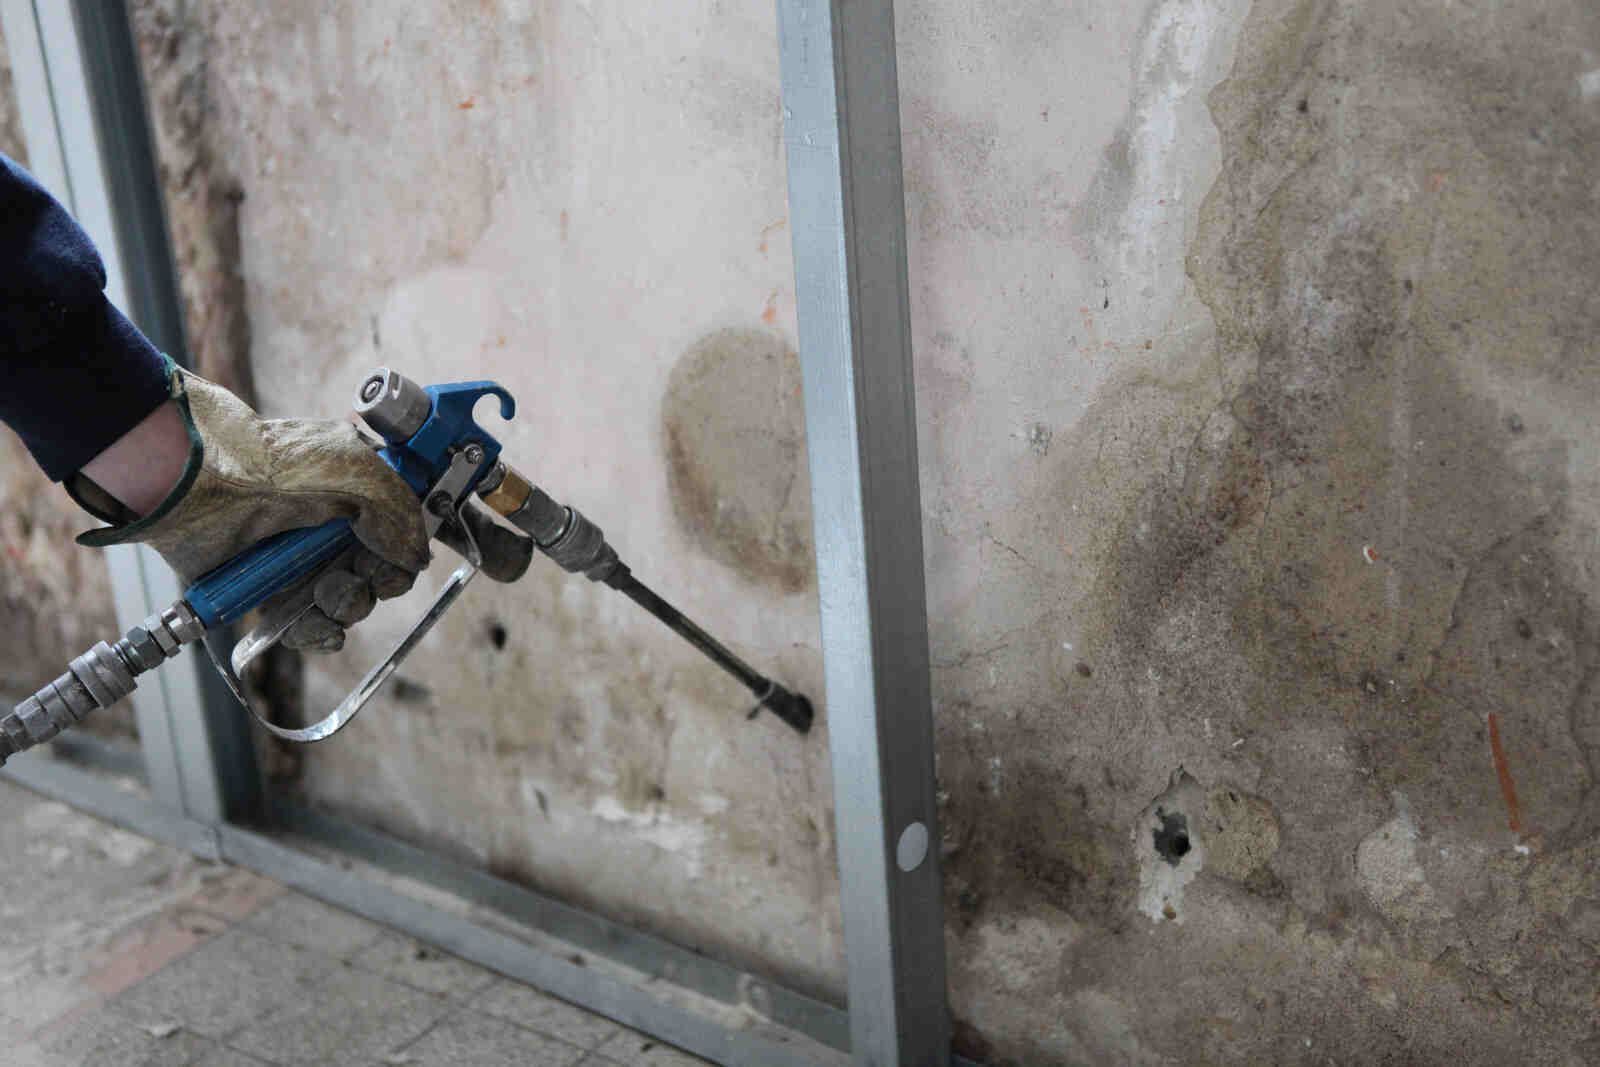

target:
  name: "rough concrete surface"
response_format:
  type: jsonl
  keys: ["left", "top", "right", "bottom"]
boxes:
{"left": 65, "top": 0, "right": 1600, "bottom": 1063}
{"left": 923, "top": 1, "right": 1600, "bottom": 1063}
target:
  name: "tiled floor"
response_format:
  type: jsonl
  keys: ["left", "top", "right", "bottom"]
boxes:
{"left": 0, "top": 778, "right": 711, "bottom": 1066}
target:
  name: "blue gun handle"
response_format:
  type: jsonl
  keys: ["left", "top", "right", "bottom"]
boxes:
{"left": 183, "top": 519, "right": 356, "bottom": 629}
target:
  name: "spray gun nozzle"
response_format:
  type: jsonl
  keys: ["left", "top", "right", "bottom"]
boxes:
{"left": 751, "top": 682, "right": 814, "bottom": 735}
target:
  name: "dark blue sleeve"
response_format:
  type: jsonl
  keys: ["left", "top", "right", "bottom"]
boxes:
{"left": 0, "top": 153, "right": 170, "bottom": 481}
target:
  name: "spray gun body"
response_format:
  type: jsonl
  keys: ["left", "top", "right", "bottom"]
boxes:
{"left": 0, "top": 371, "right": 513, "bottom": 762}
{"left": 1, "top": 368, "right": 810, "bottom": 767}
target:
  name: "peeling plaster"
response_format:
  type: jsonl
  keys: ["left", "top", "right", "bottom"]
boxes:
{"left": 590, "top": 795, "right": 711, "bottom": 878}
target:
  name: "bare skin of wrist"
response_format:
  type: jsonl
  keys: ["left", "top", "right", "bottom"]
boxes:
{"left": 79, "top": 399, "right": 190, "bottom": 517}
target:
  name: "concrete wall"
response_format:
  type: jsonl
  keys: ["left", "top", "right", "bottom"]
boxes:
{"left": 107, "top": 1, "right": 1600, "bottom": 1063}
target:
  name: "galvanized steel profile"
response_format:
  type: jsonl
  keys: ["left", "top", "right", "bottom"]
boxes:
{"left": 777, "top": 1, "right": 953, "bottom": 1063}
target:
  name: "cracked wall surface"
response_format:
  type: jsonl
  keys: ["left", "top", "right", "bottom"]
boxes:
{"left": 70, "top": 0, "right": 1600, "bottom": 1063}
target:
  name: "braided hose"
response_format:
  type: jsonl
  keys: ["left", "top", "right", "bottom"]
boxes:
{"left": 0, "top": 603, "right": 204, "bottom": 766}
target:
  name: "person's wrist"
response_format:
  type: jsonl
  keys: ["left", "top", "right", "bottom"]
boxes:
{"left": 78, "top": 399, "right": 191, "bottom": 517}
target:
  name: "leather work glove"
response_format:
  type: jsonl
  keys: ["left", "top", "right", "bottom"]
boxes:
{"left": 71, "top": 364, "right": 530, "bottom": 653}
{"left": 241, "top": 496, "right": 532, "bottom": 653}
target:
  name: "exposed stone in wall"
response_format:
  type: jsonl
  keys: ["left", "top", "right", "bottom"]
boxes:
{"left": 130, "top": 0, "right": 255, "bottom": 402}
{"left": 0, "top": 20, "right": 24, "bottom": 160}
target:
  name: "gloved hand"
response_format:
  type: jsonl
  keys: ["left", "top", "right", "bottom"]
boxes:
{"left": 241, "top": 495, "right": 533, "bottom": 653}
{"left": 73, "top": 365, "right": 534, "bottom": 651}
{"left": 70, "top": 365, "right": 431, "bottom": 653}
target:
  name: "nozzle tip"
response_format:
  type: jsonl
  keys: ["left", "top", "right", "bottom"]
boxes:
{"left": 757, "top": 683, "right": 813, "bottom": 735}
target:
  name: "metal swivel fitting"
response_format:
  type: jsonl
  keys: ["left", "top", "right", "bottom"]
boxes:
{"left": 503, "top": 485, "right": 624, "bottom": 584}
{"left": 540, "top": 505, "right": 623, "bottom": 583}
{"left": 0, "top": 603, "right": 204, "bottom": 766}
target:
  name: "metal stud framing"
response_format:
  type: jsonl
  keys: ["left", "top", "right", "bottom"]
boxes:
{"left": 2, "top": 1, "right": 959, "bottom": 1063}
{"left": 776, "top": 2, "right": 951, "bottom": 1063}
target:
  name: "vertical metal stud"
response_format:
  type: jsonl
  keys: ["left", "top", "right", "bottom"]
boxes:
{"left": 776, "top": 2, "right": 951, "bottom": 1064}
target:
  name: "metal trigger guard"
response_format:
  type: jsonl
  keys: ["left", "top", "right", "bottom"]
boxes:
{"left": 203, "top": 456, "right": 486, "bottom": 743}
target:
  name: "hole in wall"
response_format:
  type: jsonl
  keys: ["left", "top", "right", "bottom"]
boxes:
{"left": 1152, "top": 808, "right": 1192, "bottom": 866}
{"left": 487, "top": 621, "right": 509, "bottom": 650}
{"left": 390, "top": 676, "right": 431, "bottom": 703}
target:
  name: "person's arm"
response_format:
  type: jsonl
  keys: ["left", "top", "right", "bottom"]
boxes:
{"left": 0, "top": 152, "right": 431, "bottom": 650}
{"left": 77, "top": 400, "right": 189, "bottom": 517}
{"left": 0, "top": 154, "right": 173, "bottom": 486}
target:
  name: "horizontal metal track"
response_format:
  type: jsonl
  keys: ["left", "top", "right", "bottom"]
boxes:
{"left": 267, "top": 798, "right": 852, "bottom": 1050}
{"left": 2, "top": 753, "right": 850, "bottom": 1066}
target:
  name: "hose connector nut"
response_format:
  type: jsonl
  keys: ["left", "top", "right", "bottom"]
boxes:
{"left": 123, "top": 626, "right": 165, "bottom": 670}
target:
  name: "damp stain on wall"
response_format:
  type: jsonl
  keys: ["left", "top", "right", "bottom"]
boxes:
{"left": 662, "top": 327, "right": 814, "bottom": 595}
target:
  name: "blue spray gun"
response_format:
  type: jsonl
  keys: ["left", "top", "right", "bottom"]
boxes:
{"left": 0, "top": 368, "right": 813, "bottom": 764}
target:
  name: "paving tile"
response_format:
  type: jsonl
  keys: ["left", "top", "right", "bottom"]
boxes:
{"left": 228, "top": 964, "right": 452, "bottom": 1066}
{"left": 0, "top": 782, "right": 215, "bottom": 1033}
{"left": 470, "top": 978, "right": 621, "bottom": 1049}
{"left": 241, "top": 892, "right": 384, "bottom": 960}
{"left": 351, "top": 931, "right": 498, "bottom": 996}
{"left": 82, "top": 907, "right": 230, "bottom": 997}
{"left": 111, "top": 927, "right": 335, "bottom": 1039}
{"left": 12, "top": 1018, "right": 152, "bottom": 1067}
{"left": 596, "top": 1028, "right": 716, "bottom": 1067}
{"left": 0, "top": 958, "right": 100, "bottom": 1037}
{"left": 396, "top": 1011, "right": 586, "bottom": 1067}
{"left": 14, "top": 1004, "right": 216, "bottom": 1067}
{"left": 188, "top": 1046, "right": 274, "bottom": 1067}
{"left": 183, "top": 867, "right": 285, "bottom": 923}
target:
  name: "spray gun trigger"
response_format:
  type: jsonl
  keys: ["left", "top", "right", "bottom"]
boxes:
{"left": 216, "top": 454, "right": 487, "bottom": 744}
